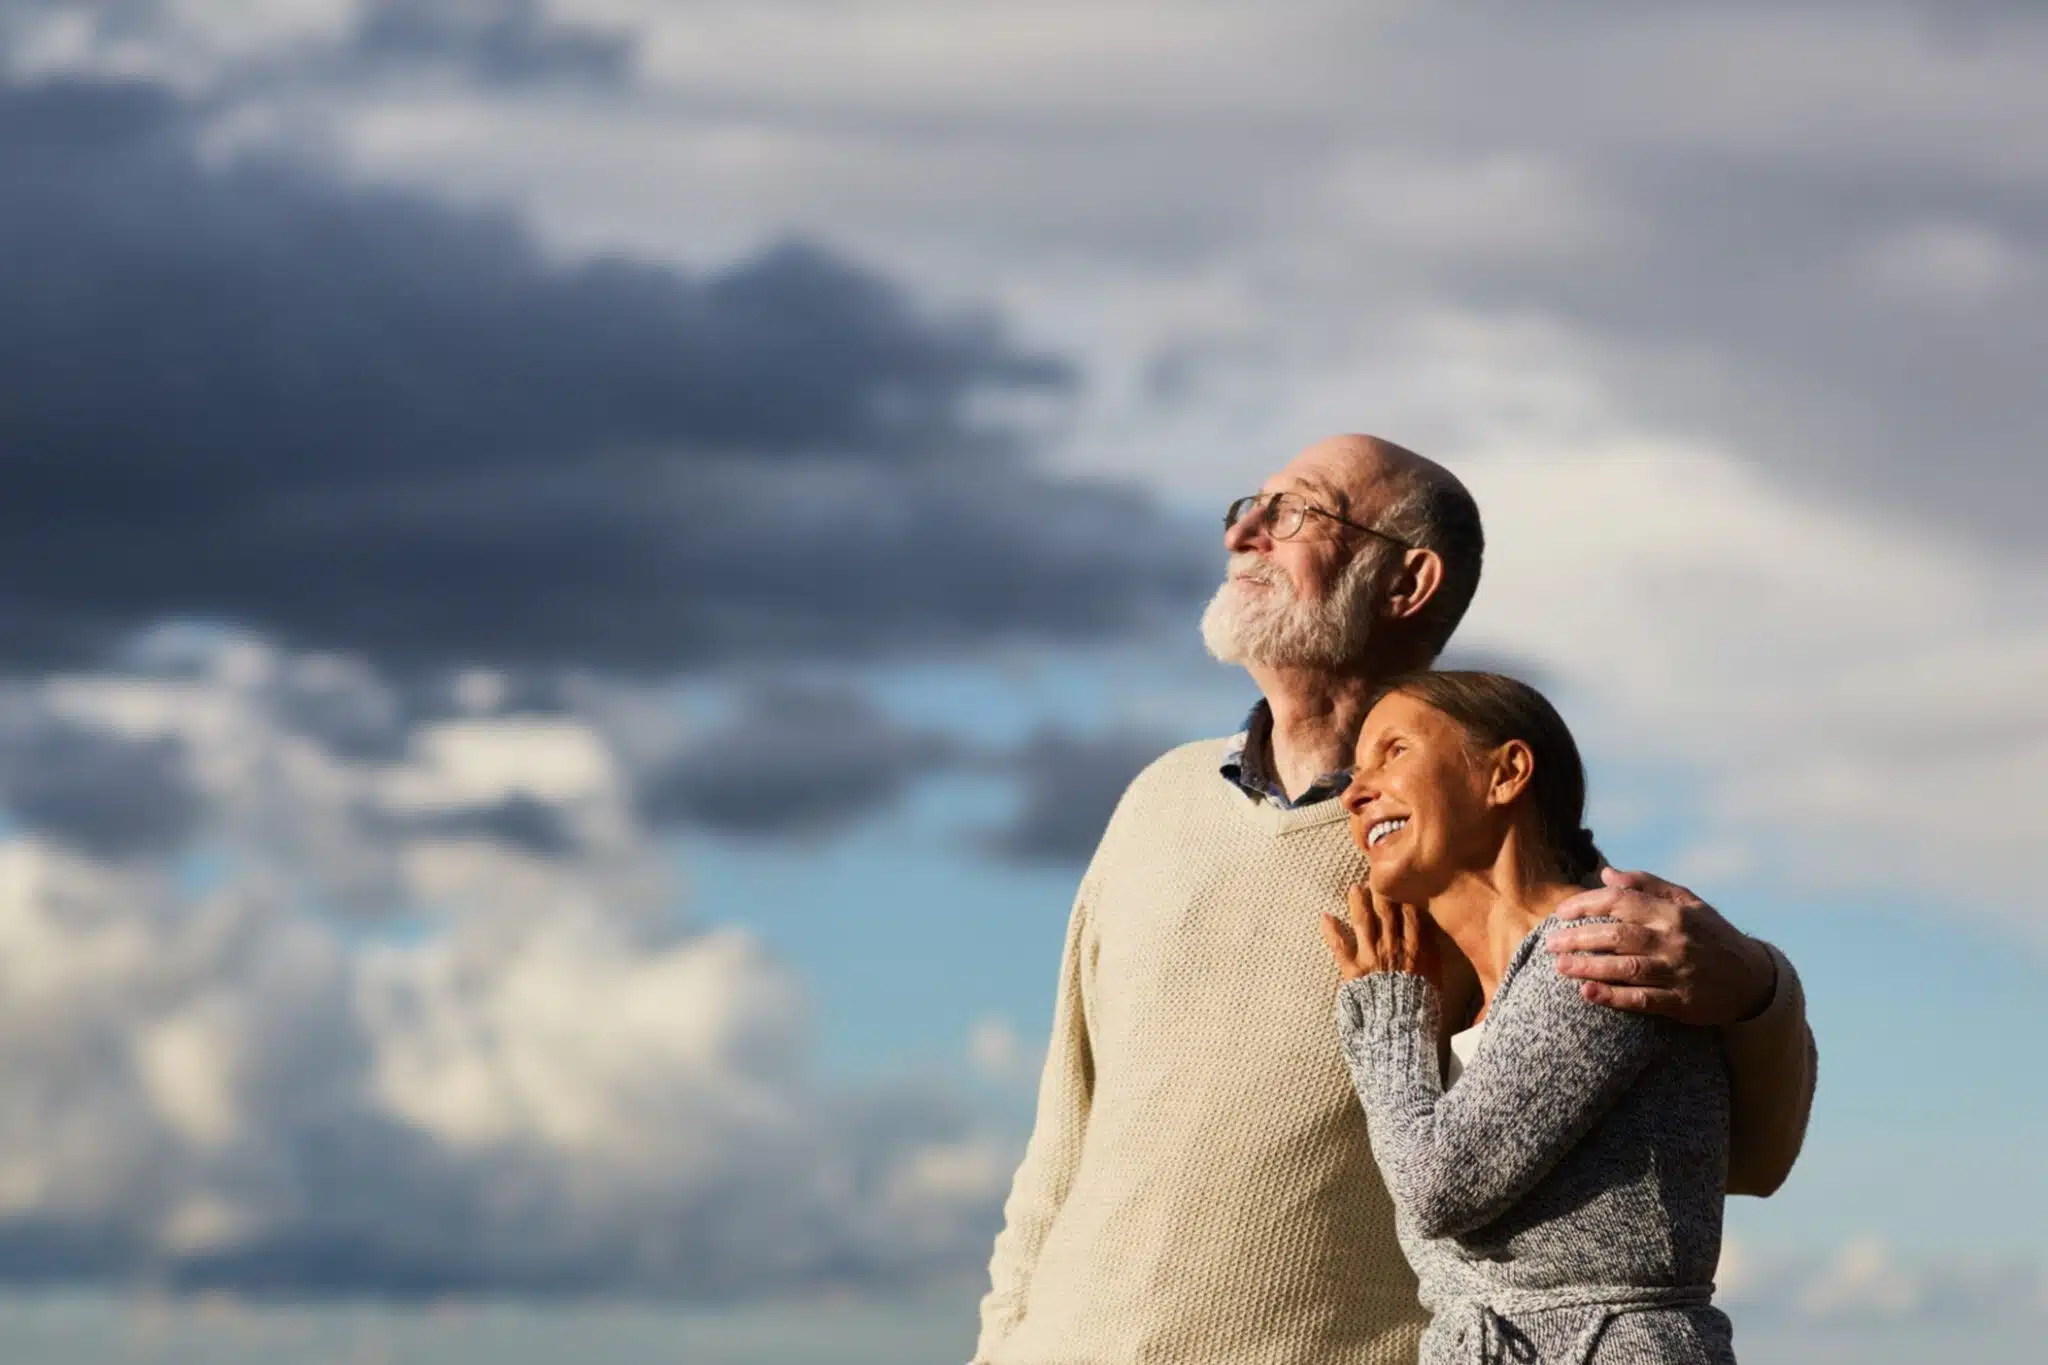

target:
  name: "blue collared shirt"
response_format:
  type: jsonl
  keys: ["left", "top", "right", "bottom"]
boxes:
{"left": 1218, "top": 700, "right": 1353, "bottom": 809}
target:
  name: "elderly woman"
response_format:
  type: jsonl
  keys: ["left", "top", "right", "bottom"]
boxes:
{"left": 1319, "top": 671, "right": 1737, "bottom": 1365}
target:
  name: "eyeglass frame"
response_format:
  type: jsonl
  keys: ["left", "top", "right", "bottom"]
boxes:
{"left": 1223, "top": 492, "right": 1414, "bottom": 550}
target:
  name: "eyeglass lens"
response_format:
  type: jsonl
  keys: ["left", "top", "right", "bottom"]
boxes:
{"left": 1224, "top": 494, "right": 1305, "bottom": 539}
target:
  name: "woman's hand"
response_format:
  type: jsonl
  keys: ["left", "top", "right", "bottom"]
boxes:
{"left": 1321, "top": 884, "right": 1441, "bottom": 983}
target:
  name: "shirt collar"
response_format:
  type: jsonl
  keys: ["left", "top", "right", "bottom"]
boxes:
{"left": 1219, "top": 699, "right": 1353, "bottom": 809}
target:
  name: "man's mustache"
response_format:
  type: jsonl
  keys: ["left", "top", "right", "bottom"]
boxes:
{"left": 1225, "top": 553, "right": 1294, "bottom": 595}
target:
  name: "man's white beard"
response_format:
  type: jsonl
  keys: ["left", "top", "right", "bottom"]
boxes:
{"left": 1200, "top": 549, "right": 1382, "bottom": 670}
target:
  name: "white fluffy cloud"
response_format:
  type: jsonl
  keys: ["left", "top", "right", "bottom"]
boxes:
{"left": 0, "top": 634, "right": 1008, "bottom": 1293}
{"left": 1454, "top": 436, "right": 2047, "bottom": 936}
{"left": 1719, "top": 1234, "right": 2047, "bottom": 1325}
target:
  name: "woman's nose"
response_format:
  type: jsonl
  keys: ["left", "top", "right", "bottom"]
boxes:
{"left": 1341, "top": 779, "right": 1373, "bottom": 816}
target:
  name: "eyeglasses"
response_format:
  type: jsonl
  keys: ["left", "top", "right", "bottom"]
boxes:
{"left": 1224, "top": 492, "right": 1413, "bottom": 548}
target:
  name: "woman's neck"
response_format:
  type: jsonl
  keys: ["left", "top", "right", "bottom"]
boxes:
{"left": 1429, "top": 833, "right": 1582, "bottom": 1022}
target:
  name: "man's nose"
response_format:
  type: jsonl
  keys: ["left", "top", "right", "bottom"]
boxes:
{"left": 1224, "top": 505, "right": 1270, "bottom": 553}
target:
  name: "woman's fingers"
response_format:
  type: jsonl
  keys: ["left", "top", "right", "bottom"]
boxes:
{"left": 1377, "top": 897, "right": 1400, "bottom": 967}
{"left": 1397, "top": 900, "right": 1422, "bottom": 973}
{"left": 1319, "top": 912, "right": 1361, "bottom": 977}
{"left": 1345, "top": 885, "right": 1378, "bottom": 962}
{"left": 1366, "top": 891, "right": 1391, "bottom": 963}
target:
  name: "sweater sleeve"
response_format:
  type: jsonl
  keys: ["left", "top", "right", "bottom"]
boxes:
{"left": 1336, "top": 920, "right": 1671, "bottom": 1240}
{"left": 1720, "top": 940, "right": 1818, "bottom": 1197}
{"left": 973, "top": 874, "right": 1099, "bottom": 1361}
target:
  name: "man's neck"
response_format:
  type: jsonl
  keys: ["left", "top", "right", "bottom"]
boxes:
{"left": 1246, "top": 663, "right": 1380, "bottom": 801}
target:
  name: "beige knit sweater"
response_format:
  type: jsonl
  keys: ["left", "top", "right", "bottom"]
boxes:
{"left": 974, "top": 738, "right": 1816, "bottom": 1365}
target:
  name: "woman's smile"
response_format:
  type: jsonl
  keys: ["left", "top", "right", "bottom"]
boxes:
{"left": 1365, "top": 817, "right": 1409, "bottom": 848}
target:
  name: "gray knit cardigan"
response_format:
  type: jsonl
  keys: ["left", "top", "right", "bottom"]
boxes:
{"left": 1336, "top": 914, "right": 1737, "bottom": 1365}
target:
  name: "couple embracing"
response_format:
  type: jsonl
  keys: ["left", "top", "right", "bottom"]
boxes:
{"left": 972, "top": 436, "right": 1817, "bottom": 1365}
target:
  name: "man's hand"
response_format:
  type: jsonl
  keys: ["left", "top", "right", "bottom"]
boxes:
{"left": 1321, "top": 885, "right": 1441, "bottom": 984}
{"left": 1547, "top": 867, "right": 1777, "bottom": 1026}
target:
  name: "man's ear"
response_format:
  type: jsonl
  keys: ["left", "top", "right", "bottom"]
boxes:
{"left": 1487, "top": 739, "right": 1535, "bottom": 808}
{"left": 1384, "top": 547, "right": 1444, "bottom": 624}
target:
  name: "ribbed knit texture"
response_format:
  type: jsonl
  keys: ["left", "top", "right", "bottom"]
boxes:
{"left": 975, "top": 738, "right": 1814, "bottom": 1365}
{"left": 1338, "top": 922, "right": 1736, "bottom": 1364}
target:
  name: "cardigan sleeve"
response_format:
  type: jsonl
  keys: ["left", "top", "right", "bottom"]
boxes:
{"left": 1336, "top": 917, "right": 1673, "bottom": 1240}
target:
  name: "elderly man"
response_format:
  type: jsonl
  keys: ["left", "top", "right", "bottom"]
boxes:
{"left": 973, "top": 435, "right": 1816, "bottom": 1365}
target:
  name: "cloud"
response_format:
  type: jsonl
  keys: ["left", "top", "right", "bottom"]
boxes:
{"left": 0, "top": 715, "right": 199, "bottom": 858}
{"left": 1447, "top": 428, "right": 2048, "bottom": 937}
{"left": 257, "top": 1, "right": 2048, "bottom": 551}
{"left": 1794, "top": 1239, "right": 1926, "bottom": 1319}
{"left": 399, "top": 794, "right": 582, "bottom": 857}
{"left": 0, "top": 632, "right": 1010, "bottom": 1295}
{"left": 1719, "top": 1234, "right": 2047, "bottom": 1325}
{"left": 346, "top": 0, "right": 633, "bottom": 86}
{"left": 633, "top": 682, "right": 959, "bottom": 838}
{"left": 0, "top": 74, "right": 1206, "bottom": 673}
{"left": 980, "top": 726, "right": 1173, "bottom": 865}
{"left": 966, "top": 1016, "right": 1044, "bottom": 1090}
{"left": 1, "top": 0, "right": 633, "bottom": 91}
{"left": 19, "top": 4, "right": 2042, "bottom": 550}
{"left": 1853, "top": 219, "right": 2038, "bottom": 304}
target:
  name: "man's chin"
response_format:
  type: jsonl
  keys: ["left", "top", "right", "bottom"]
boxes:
{"left": 1200, "top": 625, "right": 1247, "bottom": 665}
{"left": 1202, "top": 604, "right": 1275, "bottom": 666}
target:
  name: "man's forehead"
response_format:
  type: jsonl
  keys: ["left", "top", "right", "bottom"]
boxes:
{"left": 1266, "top": 447, "right": 1392, "bottom": 508}
{"left": 1266, "top": 471, "right": 1345, "bottom": 503}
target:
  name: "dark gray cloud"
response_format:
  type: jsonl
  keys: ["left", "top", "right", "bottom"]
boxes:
{"left": 0, "top": 0, "right": 635, "bottom": 91}
{"left": 10, "top": 3, "right": 2044, "bottom": 554}
{"left": 321, "top": 0, "right": 2037, "bottom": 551}
{"left": 1431, "top": 146, "right": 2048, "bottom": 548}
{"left": 400, "top": 794, "right": 582, "bottom": 857}
{"left": 636, "top": 683, "right": 958, "bottom": 837}
{"left": 0, "top": 76, "right": 1206, "bottom": 673}
{"left": 0, "top": 718, "right": 198, "bottom": 858}
{"left": 348, "top": 0, "right": 633, "bottom": 86}
{"left": 982, "top": 727, "right": 1174, "bottom": 865}
{"left": 1207, "top": 2, "right": 2048, "bottom": 546}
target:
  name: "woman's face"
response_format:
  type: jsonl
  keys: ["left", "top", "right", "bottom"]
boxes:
{"left": 1341, "top": 691, "right": 1500, "bottom": 903}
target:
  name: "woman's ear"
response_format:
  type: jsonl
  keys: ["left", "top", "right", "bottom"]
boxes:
{"left": 1383, "top": 547, "right": 1444, "bottom": 624}
{"left": 1486, "top": 739, "right": 1535, "bottom": 808}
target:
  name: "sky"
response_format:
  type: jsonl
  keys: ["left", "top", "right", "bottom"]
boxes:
{"left": 0, "top": 1, "right": 2042, "bottom": 1360}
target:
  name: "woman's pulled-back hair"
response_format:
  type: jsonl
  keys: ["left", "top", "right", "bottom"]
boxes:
{"left": 1371, "top": 670, "right": 1605, "bottom": 886}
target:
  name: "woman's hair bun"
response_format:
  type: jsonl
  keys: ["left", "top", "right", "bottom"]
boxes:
{"left": 1564, "top": 826, "right": 1605, "bottom": 882}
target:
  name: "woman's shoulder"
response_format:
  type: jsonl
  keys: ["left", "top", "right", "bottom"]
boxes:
{"left": 1494, "top": 912, "right": 1668, "bottom": 1039}
{"left": 1495, "top": 911, "right": 1591, "bottom": 998}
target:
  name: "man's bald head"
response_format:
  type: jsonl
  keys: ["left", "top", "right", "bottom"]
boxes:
{"left": 1262, "top": 433, "right": 1485, "bottom": 663}
{"left": 1280, "top": 433, "right": 1449, "bottom": 518}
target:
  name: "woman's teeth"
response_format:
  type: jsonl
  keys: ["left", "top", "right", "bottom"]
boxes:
{"left": 1367, "top": 818, "right": 1408, "bottom": 848}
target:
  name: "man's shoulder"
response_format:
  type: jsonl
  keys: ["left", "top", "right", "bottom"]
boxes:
{"left": 1092, "top": 735, "right": 1235, "bottom": 829}
{"left": 1078, "top": 736, "right": 1238, "bottom": 871}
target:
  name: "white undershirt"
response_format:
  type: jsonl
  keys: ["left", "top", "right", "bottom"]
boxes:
{"left": 1444, "top": 1023, "right": 1487, "bottom": 1087}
